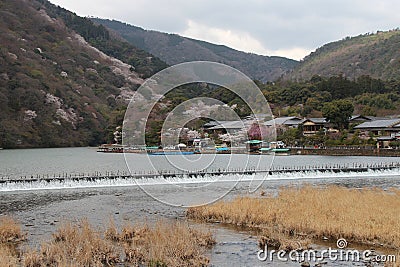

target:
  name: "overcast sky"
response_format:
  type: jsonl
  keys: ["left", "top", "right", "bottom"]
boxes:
{"left": 49, "top": 0, "right": 400, "bottom": 60}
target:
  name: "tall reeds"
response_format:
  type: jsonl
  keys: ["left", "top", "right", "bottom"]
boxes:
{"left": 106, "top": 220, "right": 215, "bottom": 266}
{"left": 0, "top": 216, "right": 25, "bottom": 243}
{"left": 0, "top": 216, "right": 215, "bottom": 266}
{"left": 187, "top": 186, "right": 400, "bottom": 249}
{"left": 0, "top": 216, "right": 24, "bottom": 267}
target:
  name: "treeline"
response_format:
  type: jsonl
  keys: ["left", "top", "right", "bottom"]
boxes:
{"left": 259, "top": 74, "right": 400, "bottom": 116}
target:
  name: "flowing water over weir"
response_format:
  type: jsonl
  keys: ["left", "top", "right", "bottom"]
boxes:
{"left": 1, "top": 162, "right": 400, "bottom": 194}
{"left": 0, "top": 168, "right": 400, "bottom": 193}
{"left": 2, "top": 161, "right": 400, "bottom": 184}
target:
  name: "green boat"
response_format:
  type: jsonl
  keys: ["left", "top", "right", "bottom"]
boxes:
{"left": 259, "top": 147, "right": 290, "bottom": 155}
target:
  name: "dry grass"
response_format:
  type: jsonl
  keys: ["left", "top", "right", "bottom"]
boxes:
{"left": 105, "top": 219, "right": 215, "bottom": 266}
{"left": 187, "top": 185, "right": 400, "bottom": 250}
{"left": 23, "top": 219, "right": 120, "bottom": 266}
{"left": 0, "top": 244, "right": 19, "bottom": 267}
{"left": 23, "top": 249, "right": 42, "bottom": 267}
{"left": 0, "top": 216, "right": 25, "bottom": 244}
{"left": 0, "top": 216, "right": 215, "bottom": 266}
{"left": 0, "top": 216, "right": 24, "bottom": 267}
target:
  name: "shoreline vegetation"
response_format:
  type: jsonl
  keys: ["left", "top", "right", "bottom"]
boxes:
{"left": 187, "top": 186, "right": 400, "bottom": 265}
{"left": 0, "top": 217, "right": 215, "bottom": 267}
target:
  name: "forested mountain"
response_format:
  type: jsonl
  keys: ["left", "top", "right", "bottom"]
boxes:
{"left": 2, "top": 0, "right": 400, "bottom": 149}
{"left": 0, "top": 0, "right": 167, "bottom": 148}
{"left": 91, "top": 19, "right": 298, "bottom": 82}
{"left": 288, "top": 29, "right": 400, "bottom": 81}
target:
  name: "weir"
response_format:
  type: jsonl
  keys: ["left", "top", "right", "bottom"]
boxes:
{"left": 1, "top": 162, "right": 400, "bottom": 184}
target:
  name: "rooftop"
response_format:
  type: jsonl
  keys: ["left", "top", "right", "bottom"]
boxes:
{"left": 303, "top": 118, "right": 328, "bottom": 124}
{"left": 264, "top": 116, "right": 303, "bottom": 126}
{"left": 354, "top": 119, "right": 400, "bottom": 129}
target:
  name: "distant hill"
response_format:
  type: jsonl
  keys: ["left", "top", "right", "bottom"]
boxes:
{"left": 3, "top": 0, "right": 400, "bottom": 148}
{"left": 91, "top": 19, "right": 298, "bottom": 82}
{"left": 288, "top": 30, "right": 400, "bottom": 81}
{"left": 0, "top": 0, "right": 167, "bottom": 148}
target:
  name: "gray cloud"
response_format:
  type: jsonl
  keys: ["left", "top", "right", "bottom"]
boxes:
{"left": 50, "top": 0, "right": 400, "bottom": 59}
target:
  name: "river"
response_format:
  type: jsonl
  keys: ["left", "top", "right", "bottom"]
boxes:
{"left": 0, "top": 147, "right": 399, "bottom": 266}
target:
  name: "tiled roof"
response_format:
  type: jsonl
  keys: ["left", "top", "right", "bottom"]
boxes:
{"left": 306, "top": 118, "right": 327, "bottom": 123}
{"left": 264, "top": 116, "right": 303, "bottom": 126}
{"left": 354, "top": 119, "right": 400, "bottom": 129}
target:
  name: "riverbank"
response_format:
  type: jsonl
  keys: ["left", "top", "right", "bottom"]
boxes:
{"left": 292, "top": 147, "right": 400, "bottom": 157}
{"left": 97, "top": 146, "right": 400, "bottom": 157}
{"left": 187, "top": 186, "right": 400, "bottom": 252}
{"left": 0, "top": 217, "right": 215, "bottom": 266}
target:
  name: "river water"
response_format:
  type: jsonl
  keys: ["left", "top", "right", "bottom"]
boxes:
{"left": 0, "top": 147, "right": 399, "bottom": 266}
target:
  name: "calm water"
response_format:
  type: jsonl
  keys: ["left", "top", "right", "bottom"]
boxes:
{"left": 3, "top": 147, "right": 400, "bottom": 178}
{"left": 0, "top": 147, "right": 399, "bottom": 266}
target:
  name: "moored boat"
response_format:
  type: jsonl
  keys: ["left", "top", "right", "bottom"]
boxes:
{"left": 149, "top": 151, "right": 195, "bottom": 155}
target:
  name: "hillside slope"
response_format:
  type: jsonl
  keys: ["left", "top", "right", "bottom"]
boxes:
{"left": 0, "top": 0, "right": 167, "bottom": 148}
{"left": 289, "top": 30, "right": 400, "bottom": 81}
{"left": 92, "top": 19, "right": 298, "bottom": 82}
